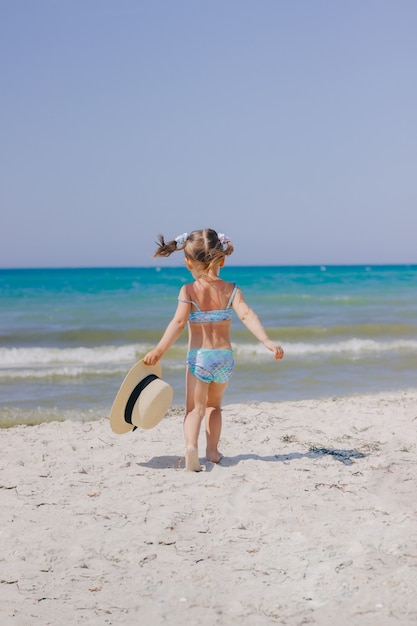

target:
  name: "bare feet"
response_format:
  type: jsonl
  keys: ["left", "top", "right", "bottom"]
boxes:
{"left": 185, "top": 446, "right": 202, "bottom": 472}
{"left": 206, "top": 449, "right": 223, "bottom": 464}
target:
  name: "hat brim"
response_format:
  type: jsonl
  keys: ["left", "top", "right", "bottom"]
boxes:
{"left": 109, "top": 359, "right": 173, "bottom": 434}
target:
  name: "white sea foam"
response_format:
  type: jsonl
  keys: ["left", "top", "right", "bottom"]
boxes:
{"left": 1, "top": 339, "right": 416, "bottom": 381}
{"left": 0, "top": 366, "right": 127, "bottom": 379}
{"left": 285, "top": 338, "right": 417, "bottom": 356}
{"left": 0, "top": 406, "right": 107, "bottom": 427}
{"left": 0, "top": 345, "right": 143, "bottom": 368}
{"left": 235, "top": 338, "right": 417, "bottom": 357}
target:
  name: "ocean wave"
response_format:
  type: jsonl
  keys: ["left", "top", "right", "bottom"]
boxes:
{"left": 288, "top": 338, "right": 417, "bottom": 356}
{"left": 0, "top": 365, "right": 127, "bottom": 380}
{"left": 0, "top": 345, "right": 144, "bottom": 368}
{"left": 1, "top": 339, "right": 416, "bottom": 382}
{"left": 0, "top": 406, "right": 107, "bottom": 428}
{"left": 235, "top": 338, "right": 417, "bottom": 357}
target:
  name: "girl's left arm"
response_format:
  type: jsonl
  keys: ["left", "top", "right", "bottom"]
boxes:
{"left": 233, "top": 288, "right": 284, "bottom": 360}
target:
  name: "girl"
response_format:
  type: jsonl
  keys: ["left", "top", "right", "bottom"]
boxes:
{"left": 143, "top": 228, "right": 284, "bottom": 471}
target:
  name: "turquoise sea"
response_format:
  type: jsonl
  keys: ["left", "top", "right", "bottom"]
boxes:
{"left": 1, "top": 265, "right": 416, "bottom": 428}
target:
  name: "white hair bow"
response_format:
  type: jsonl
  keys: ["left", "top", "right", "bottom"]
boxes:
{"left": 175, "top": 233, "right": 188, "bottom": 246}
{"left": 218, "top": 233, "right": 230, "bottom": 251}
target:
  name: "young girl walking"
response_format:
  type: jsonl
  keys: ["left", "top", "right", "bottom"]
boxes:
{"left": 143, "top": 228, "right": 284, "bottom": 471}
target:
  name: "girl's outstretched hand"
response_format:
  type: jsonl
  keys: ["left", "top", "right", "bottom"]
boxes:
{"left": 264, "top": 340, "right": 284, "bottom": 360}
{"left": 273, "top": 345, "right": 284, "bottom": 360}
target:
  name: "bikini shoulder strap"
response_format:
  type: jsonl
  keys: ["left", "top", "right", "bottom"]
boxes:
{"left": 178, "top": 297, "right": 202, "bottom": 311}
{"left": 226, "top": 284, "right": 238, "bottom": 309}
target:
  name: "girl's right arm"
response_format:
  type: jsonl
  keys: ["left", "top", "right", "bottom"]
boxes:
{"left": 233, "top": 288, "right": 284, "bottom": 360}
{"left": 143, "top": 287, "right": 191, "bottom": 365}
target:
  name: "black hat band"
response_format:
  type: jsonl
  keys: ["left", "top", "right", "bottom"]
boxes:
{"left": 124, "top": 374, "right": 159, "bottom": 426}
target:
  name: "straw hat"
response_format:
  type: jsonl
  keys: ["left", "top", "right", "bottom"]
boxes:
{"left": 109, "top": 359, "right": 173, "bottom": 434}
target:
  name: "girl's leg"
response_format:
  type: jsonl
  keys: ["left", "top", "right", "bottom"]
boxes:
{"left": 205, "top": 382, "right": 227, "bottom": 463}
{"left": 184, "top": 368, "right": 209, "bottom": 471}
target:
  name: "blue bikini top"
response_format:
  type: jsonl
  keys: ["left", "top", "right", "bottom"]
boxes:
{"left": 179, "top": 284, "right": 238, "bottom": 323}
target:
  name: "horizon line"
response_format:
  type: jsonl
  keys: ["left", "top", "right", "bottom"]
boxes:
{"left": 1, "top": 262, "right": 416, "bottom": 271}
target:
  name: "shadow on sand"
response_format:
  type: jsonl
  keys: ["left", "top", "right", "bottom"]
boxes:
{"left": 220, "top": 447, "right": 367, "bottom": 467}
{"left": 137, "top": 447, "right": 367, "bottom": 470}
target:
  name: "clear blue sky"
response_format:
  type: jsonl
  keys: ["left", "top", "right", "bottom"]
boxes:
{"left": 2, "top": 0, "right": 416, "bottom": 267}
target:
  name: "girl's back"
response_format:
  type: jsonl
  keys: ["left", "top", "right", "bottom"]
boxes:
{"left": 180, "top": 278, "right": 237, "bottom": 350}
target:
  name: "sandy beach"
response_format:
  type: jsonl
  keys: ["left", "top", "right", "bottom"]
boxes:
{"left": 1, "top": 390, "right": 417, "bottom": 625}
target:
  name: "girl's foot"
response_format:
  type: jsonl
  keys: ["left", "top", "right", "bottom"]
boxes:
{"left": 185, "top": 446, "right": 202, "bottom": 472}
{"left": 206, "top": 449, "right": 223, "bottom": 464}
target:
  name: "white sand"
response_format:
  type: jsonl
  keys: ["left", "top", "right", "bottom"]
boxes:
{"left": 1, "top": 390, "right": 417, "bottom": 625}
